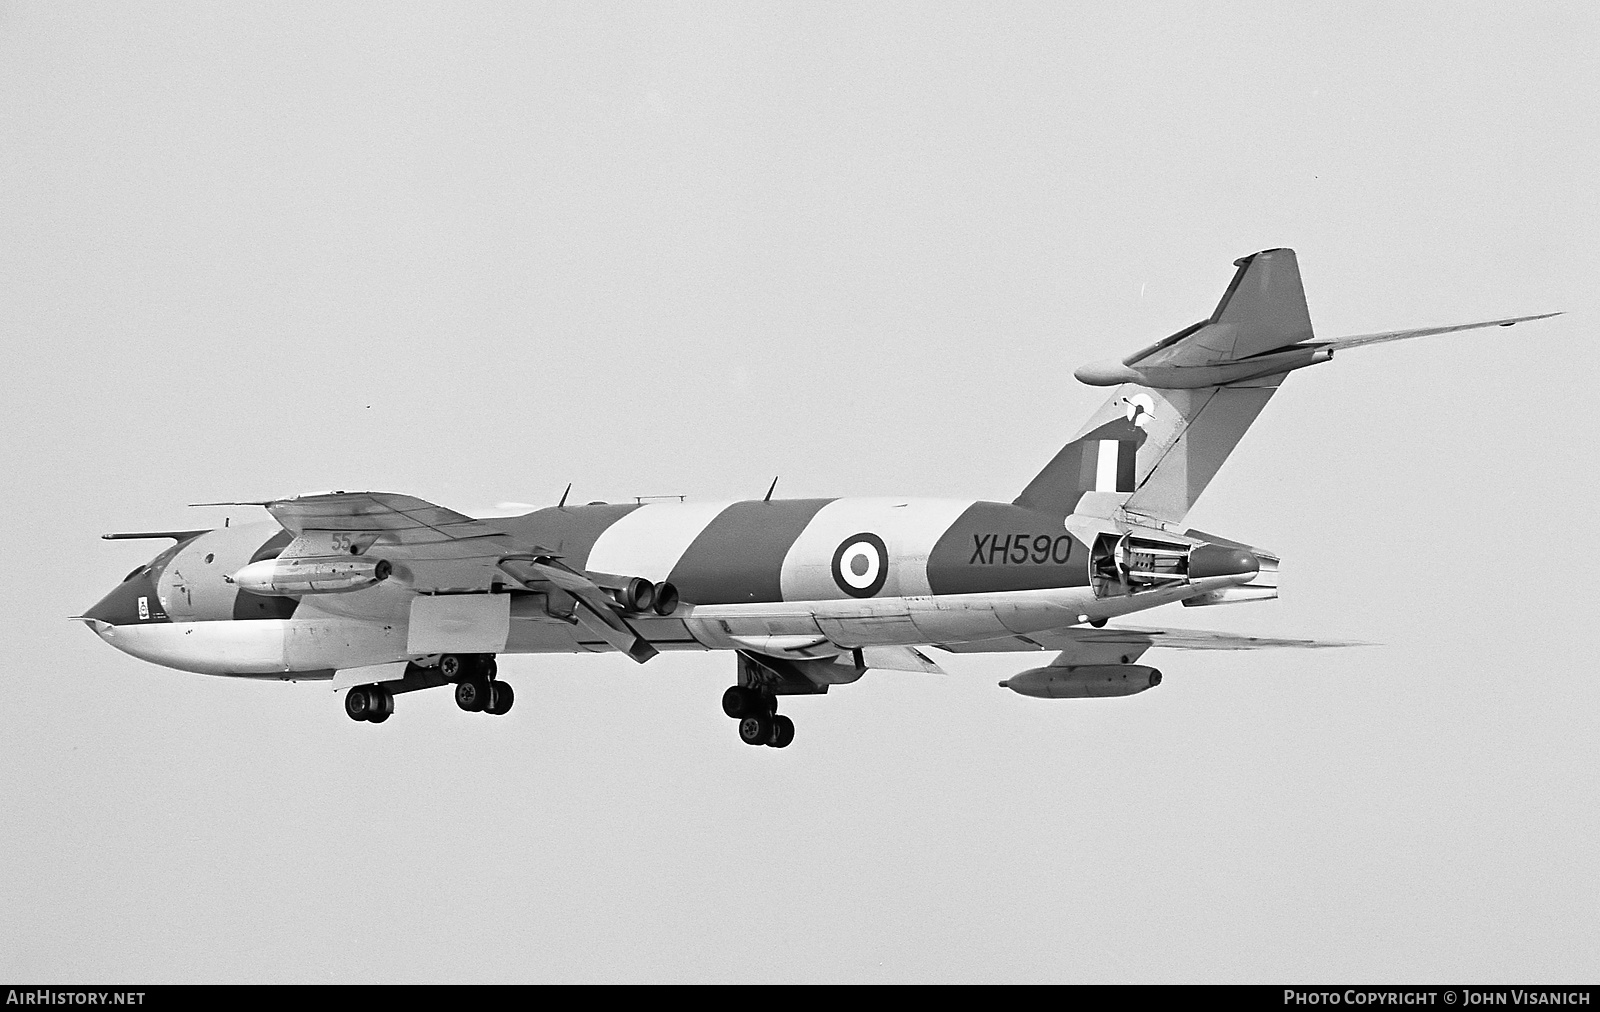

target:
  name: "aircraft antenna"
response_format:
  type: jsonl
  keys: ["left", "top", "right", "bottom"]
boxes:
{"left": 763, "top": 476, "right": 779, "bottom": 502}
{"left": 557, "top": 483, "right": 571, "bottom": 508}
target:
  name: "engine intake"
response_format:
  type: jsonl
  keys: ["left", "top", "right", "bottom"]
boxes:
{"left": 232, "top": 555, "right": 392, "bottom": 596}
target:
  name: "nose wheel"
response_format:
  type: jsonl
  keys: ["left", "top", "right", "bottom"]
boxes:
{"left": 723, "top": 686, "right": 794, "bottom": 748}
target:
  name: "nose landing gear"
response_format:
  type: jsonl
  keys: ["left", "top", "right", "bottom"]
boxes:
{"left": 722, "top": 685, "right": 795, "bottom": 748}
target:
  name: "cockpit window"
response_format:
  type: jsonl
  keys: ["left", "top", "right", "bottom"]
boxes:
{"left": 141, "top": 539, "right": 189, "bottom": 587}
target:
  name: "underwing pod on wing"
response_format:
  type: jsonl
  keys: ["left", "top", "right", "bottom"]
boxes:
{"left": 232, "top": 555, "right": 393, "bottom": 596}
{"left": 1000, "top": 665, "right": 1163, "bottom": 699}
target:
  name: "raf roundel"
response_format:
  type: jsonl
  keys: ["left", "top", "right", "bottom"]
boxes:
{"left": 831, "top": 532, "right": 889, "bottom": 598}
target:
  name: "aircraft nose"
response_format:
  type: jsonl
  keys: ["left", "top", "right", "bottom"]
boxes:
{"left": 81, "top": 566, "right": 167, "bottom": 627}
{"left": 1188, "top": 544, "right": 1260, "bottom": 580}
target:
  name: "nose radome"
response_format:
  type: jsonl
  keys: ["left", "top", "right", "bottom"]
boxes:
{"left": 1188, "top": 544, "right": 1260, "bottom": 580}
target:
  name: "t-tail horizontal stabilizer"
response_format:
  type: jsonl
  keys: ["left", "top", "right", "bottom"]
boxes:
{"left": 1018, "top": 248, "right": 1558, "bottom": 523}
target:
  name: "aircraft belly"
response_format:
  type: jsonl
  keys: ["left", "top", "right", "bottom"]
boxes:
{"left": 815, "top": 612, "right": 922, "bottom": 646}
{"left": 505, "top": 619, "right": 600, "bottom": 653}
{"left": 94, "top": 619, "right": 290, "bottom": 675}
{"left": 283, "top": 617, "right": 408, "bottom": 671}
{"left": 504, "top": 614, "right": 708, "bottom": 654}
{"left": 292, "top": 582, "right": 413, "bottom": 622}
{"left": 907, "top": 599, "right": 1015, "bottom": 642}
{"left": 680, "top": 610, "right": 825, "bottom": 651}
{"left": 682, "top": 587, "right": 1102, "bottom": 650}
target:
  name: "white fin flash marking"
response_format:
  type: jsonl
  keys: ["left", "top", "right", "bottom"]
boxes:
{"left": 1095, "top": 440, "right": 1119, "bottom": 492}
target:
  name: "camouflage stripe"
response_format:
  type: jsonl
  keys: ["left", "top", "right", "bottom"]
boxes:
{"left": 503, "top": 503, "right": 642, "bottom": 569}
{"left": 926, "top": 502, "right": 1090, "bottom": 596}
{"left": 779, "top": 498, "right": 977, "bottom": 601}
{"left": 583, "top": 500, "right": 736, "bottom": 584}
{"left": 666, "top": 498, "right": 834, "bottom": 605}
{"left": 1014, "top": 415, "right": 1147, "bottom": 515}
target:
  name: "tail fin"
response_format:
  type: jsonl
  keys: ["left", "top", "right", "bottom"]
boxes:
{"left": 1017, "top": 248, "right": 1558, "bottom": 523}
{"left": 1017, "top": 249, "right": 1310, "bottom": 522}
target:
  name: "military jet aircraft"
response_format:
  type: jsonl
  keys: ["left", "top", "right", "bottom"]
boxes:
{"left": 76, "top": 249, "right": 1555, "bottom": 748}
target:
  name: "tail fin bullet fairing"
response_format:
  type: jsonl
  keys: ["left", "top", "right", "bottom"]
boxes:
{"left": 79, "top": 249, "right": 1558, "bottom": 749}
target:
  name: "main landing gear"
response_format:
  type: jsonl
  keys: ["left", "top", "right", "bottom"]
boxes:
{"left": 343, "top": 652, "right": 511, "bottom": 723}
{"left": 345, "top": 684, "right": 394, "bottom": 723}
{"left": 721, "top": 686, "right": 795, "bottom": 748}
{"left": 446, "top": 654, "right": 513, "bottom": 716}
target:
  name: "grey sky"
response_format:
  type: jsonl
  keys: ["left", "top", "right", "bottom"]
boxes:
{"left": 2, "top": 2, "right": 1596, "bottom": 982}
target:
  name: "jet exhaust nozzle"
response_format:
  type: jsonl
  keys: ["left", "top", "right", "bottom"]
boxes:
{"left": 1000, "top": 664, "right": 1162, "bottom": 699}
{"left": 591, "top": 572, "right": 680, "bottom": 614}
{"left": 652, "top": 580, "right": 680, "bottom": 615}
{"left": 610, "top": 577, "right": 655, "bottom": 613}
{"left": 232, "top": 556, "right": 392, "bottom": 597}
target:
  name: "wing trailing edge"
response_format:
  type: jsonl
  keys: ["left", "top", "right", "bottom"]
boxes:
{"left": 938, "top": 623, "right": 1368, "bottom": 661}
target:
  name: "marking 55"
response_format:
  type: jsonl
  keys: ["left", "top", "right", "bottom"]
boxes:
{"left": 969, "top": 533, "right": 1075, "bottom": 566}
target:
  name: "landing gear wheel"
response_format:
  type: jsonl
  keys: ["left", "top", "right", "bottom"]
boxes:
{"left": 345, "top": 685, "right": 394, "bottom": 723}
{"left": 487, "top": 680, "right": 514, "bottom": 715}
{"left": 722, "top": 686, "right": 764, "bottom": 719}
{"left": 455, "top": 676, "right": 491, "bottom": 712}
{"left": 768, "top": 714, "right": 795, "bottom": 748}
{"left": 345, "top": 686, "right": 374, "bottom": 722}
{"left": 738, "top": 712, "right": 774, "bottom": 746}
{"left": 439, "top": 654, "right": 465, "bottom": 680}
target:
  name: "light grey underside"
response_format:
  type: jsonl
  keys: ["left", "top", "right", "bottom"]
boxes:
{"left": 938, "top": 624, "right": 1360, "bottom": 666}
